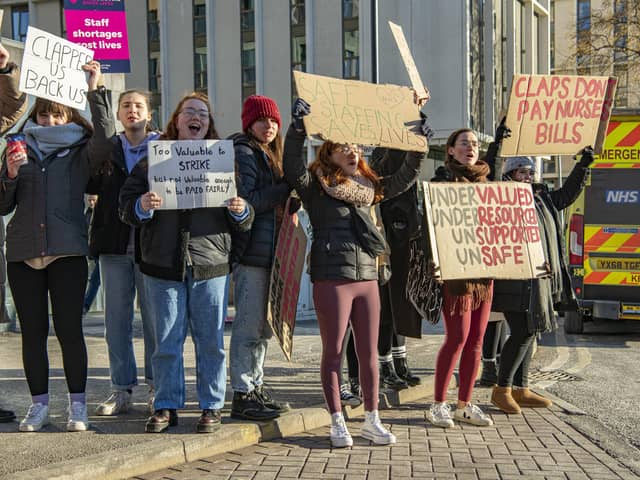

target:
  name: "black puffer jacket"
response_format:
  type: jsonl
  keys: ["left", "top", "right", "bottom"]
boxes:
{"left": 119, "top": 157, "right": 254, "bottom": 281}
{"left": 283, "top": 126, "right": 424, "bottom": 282}
{"left": 491, "top": 161, "right": 589, "bottom": 315}
{"left": 228, "top": 133, "right": 290, "bottom": 268}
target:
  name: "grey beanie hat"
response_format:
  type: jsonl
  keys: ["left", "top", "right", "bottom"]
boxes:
{"left": 502, "top": 156, "right": 536, "bottom": 178}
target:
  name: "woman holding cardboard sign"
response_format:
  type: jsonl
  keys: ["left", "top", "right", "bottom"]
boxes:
{"left": 490, "top": 148, "right": 593, "bottom": 414}
{"left": 284, "top": 98, "right": 428, "bottom": 448}
{"left": 427, "top": 129, "right": 495, "bottom": 429}
{"left": 0, "top": 63, "right": 103, "bottom": 432}
{"left": 119, "top": 93, "right": 253, "bottom": 434}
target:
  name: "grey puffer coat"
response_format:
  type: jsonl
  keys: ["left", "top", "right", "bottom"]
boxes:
{"left": 283, "top": 125, "right": 425, "bottom": 282}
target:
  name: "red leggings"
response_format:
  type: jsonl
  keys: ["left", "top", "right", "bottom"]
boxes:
{"left": 313, "top": 280, "right": 380, "bottom": 413}
{"left": 434, "top": 283, "right": 493, "bottom": 403}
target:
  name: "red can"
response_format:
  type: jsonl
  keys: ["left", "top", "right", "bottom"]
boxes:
{"left": 6, "top": 133, "right": 27, "bottom": 160}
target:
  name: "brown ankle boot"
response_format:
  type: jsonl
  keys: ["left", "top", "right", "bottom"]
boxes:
{"left": 491, "top": 386, "right": 521, "bottom": 414}
{"left": 511, "top": 388, "right": 552, "bottom": 408}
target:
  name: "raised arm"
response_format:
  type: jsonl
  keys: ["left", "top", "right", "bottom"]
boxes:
{"left": 546, "top": 147, "right": 593, "bottom": 211}
{"left": 0, "top": 45, "right": 28, "bottom": 135}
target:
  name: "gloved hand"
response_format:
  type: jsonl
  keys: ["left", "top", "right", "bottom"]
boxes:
{"left": 291, "top": 98, "right": 311, "bottom": 132}
{"left": 495, "top": 116, "right": 511, "bottom": 143}
{"left": 578, "top": 146, "right": 595, "bottom": 167}
{"left": 420, "top": 112, "right": 435, "bottom": 140}
{"left": 433, "top": 165, "right": 453, "bottom": 182}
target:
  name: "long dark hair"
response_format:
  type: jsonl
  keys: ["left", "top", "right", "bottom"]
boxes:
{"left": 245, "top": 129, "right": 284, "bottom": 179}
{"left": 444, "top": 128, "right": 474, "bottom": 166}
{"left": 28, "top": 98, "right": 93, "bottom": 133}
{"left": 163, "top": 92, "right": 219, "bottom": 140}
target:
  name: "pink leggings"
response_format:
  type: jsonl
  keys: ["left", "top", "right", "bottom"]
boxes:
{"left": 434, "top": 284, "right": 493, "bottom": 403}
{"left": 313, "top": 280, "right": 380, "bottom": 413}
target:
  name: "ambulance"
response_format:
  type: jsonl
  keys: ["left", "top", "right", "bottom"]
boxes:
{"left": 564, "top": 109, "right": 640, "bottom": 333}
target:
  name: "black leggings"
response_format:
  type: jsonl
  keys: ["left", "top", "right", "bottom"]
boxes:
{"left": 497, "top": 311, "right": 536, "bottom": 388}
{"left": 8, "top": 257, "right": 88, "bottom": 396}
{"left": 377, "top": 284, "right": 405, "bottom": 356}
{"left": 482, "top": 319, "right": 507, "bottom": 360}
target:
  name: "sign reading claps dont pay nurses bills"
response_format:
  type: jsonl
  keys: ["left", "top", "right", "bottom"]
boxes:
{"left": 148, "top": 140, "right": 237, "bottom": 210}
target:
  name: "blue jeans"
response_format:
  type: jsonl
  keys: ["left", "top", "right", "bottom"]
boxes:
{"left": 230, "top": 264, "right": 272, "bottom": 393}
{"left": 100, "top": 254, "right": 155, "bottom": 390}
{"left": 144, "top": 270, "right": 227, "bottom": 410}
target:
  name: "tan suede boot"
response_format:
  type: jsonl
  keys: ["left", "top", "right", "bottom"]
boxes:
{"left": 512, "top": 388, "right": 552, "bottom": 408}
{"left": 491, "top": 386, "right": 521, "bottom": 414}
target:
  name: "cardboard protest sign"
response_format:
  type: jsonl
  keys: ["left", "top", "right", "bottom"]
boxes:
{"left": 388, "top": 21, "right": 429, "bottom": 102}
{"left": 63, "top": 0, "right": 131, "bottom": 73}
{"left": 501, "top": 74, "right": 617, "bottom": 156}
{"left": 148, "top": 140, "right": 237, "bottom": 210}
{"left": 423, "top": 181, "right": 546, "bottom": 280}
{"left": 267, "top": 199, "right": 308, "bottom": 361}
{"left": 0, "top": 10, "right": 4, "bottom": 31}
{"left": 19, "top": 27, "right": 94, "bottom": 109}
{"left": 293, "top": 70, "right": 427, "bottom": 152}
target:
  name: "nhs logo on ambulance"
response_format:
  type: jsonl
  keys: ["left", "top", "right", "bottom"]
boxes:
{"left": 605, "top": 190, "right": 640, "bottom": 204}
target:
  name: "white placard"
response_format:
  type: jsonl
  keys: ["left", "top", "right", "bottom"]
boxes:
{"left": 148, "top": 139, "right": 237, "bottom": 210}
{"left": 19, "top": 26, "right": 94, "bottom": 109}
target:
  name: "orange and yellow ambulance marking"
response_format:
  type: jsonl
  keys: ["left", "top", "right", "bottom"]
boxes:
{"left": 594, "top": 120, "right": 640, "bottom": 167}
{"left": 583, "top": 225, "right": 640, "bottom": 286}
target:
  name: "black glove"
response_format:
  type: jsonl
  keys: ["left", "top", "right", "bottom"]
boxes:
{"left": 292, "top": 98, "right": 311, "bottom": 132}
{"left": 288, "top": 196, "right": 302, "bottom": 215}
{"left": 495, "top": 116, "right": 512, "bottom": 143}
{"left": 578, "top": 146, "right": 595, "bottom": 167}
{"left": 433, "top": 165, "right": 453, "bottom": 182}
{"left": 419, "top": 112, "right": 435, "bottom": 140}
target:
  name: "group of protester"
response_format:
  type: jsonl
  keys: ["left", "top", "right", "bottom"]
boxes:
{"left": 0, "top": 43, "right": 595, "bottom": 448}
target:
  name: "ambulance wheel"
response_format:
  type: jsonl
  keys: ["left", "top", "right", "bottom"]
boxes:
{"left": 564, "top": 311, "right": 584, "bottom": 334}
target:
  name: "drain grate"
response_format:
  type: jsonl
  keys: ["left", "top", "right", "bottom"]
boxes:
{"left": 529, "top": 369, "right": 583, "bottom": 382}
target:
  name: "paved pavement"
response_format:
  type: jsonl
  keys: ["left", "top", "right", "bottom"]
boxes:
{"left": 132, "top": 390, "right": 639, "bottom": 480}
{"left": 0, "top": 313, "right": 638, "bottom": 479}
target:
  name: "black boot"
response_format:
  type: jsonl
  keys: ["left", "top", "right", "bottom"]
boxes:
{"left": 379, "top": 360, "right": 408, "bottom": 390}
{"left": 231, "top": 390, "right": 280, "bottom": 421}
{"left": 393, "top": 357, "right": 421, "bottom": 386}
{"left": 479, "top": 360, "right": 498, "bottom": 387}
{"left": 254, "top": 384, "right": 291, "bottom": 413}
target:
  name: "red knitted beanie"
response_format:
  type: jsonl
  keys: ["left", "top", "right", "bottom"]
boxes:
{"left": 241, "top": 95, "right": 281, "bottom": 132}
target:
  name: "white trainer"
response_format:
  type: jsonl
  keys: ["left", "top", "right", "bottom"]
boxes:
{"left": 19, "top": 403, "right": 49, "bottom": 432}
{"left": 340, "top": 383, "right": 361, "bottom": 407}
{"left": 361, "top": 410, "right": 396, "bottom": 445}
{"left": 454, "top": 403, "right": 493, "bottom": 426}
{"left": 330, "top": 412, "right": 353, "bottom": 448}
{"left": 426, "top": 402, "right": 455, "bottom": 428}
{"left": 67, "top": 402, "right": 90, "bottom": 431}
{"left": 95, "top": 390, "right": 131, "bottom": 416}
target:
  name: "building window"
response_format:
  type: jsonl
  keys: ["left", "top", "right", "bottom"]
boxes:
{"left": 11, "top": 5, "right": 29, "bottom": 42}
{"left": 147, "top": 0, "right": 162, "bottom": 128}
{"left": 193, "top": 0, "right": 207, "bottom": 93}
{"left": 290, "top": 0, "right": 306, "bottom": 100}
{"left": 342, "top": 0, "right": 359, "bottom": 79}
{"left": 550, "top": 1, "right": 555, "bottom": 72}
{"left": 469, "top": 0, "right": 484, "bottom": 132}
{"left": 576, "top": 0, "right": 591, "bottom": 74}
{"left": 241, "top": 0, "right": 256, "bottom": 100}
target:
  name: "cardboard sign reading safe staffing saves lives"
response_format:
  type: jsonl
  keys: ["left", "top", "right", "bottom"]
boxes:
{"left": 293, "top": 71, "right": 427, "bottom": 153}
{"left": 501, "top": 74, "right": 617, "bottom": 156}
{"left": 147, "top": 140, "right": 237, "bottom": 210}
{"left": 19, "top": 27, "right": 94, "bottom": 110}
{"left": 423, "top": 181, "right": 546, "bottom": 280}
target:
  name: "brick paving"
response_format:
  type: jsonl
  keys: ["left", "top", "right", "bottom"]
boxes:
{"left": 131, "top": 393, "right": 636, "bottom": 480}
